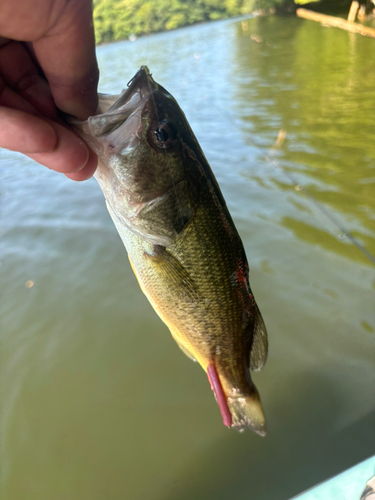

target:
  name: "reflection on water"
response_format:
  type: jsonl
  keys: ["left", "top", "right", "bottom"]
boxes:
{"left": 1, "top": 14, "right": 374, "bottom": 500}
{"left": 234, "top": 16, "right": 375, "bottom": 265}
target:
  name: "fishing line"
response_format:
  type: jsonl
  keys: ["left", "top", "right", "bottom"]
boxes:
{"left": 212, "top": 104, "right": 375, "bottom": 267}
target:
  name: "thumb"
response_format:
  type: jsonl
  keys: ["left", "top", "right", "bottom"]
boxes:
{"left": 32, "top": 0, "right": 99, "bottom": 120}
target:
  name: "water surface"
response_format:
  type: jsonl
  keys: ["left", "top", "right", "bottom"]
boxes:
{"left": 1, "top": 15, "right": 374, "bottom": 500}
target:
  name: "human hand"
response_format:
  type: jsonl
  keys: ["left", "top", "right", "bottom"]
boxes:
{"left": 0, "top": 0, "right": 99, "bottom": 181}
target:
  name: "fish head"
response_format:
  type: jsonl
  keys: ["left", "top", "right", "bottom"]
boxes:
{"left": 72, "top": 66, "right": 200, "bottom": 245}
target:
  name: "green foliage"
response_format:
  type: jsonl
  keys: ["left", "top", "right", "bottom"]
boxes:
{"left": 93, "top": 0, "right": 260, "bottom": 44}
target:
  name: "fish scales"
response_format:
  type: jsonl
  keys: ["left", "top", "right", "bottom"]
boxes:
{"left": 70, "top": 66, "right": 268, "bottom": 435}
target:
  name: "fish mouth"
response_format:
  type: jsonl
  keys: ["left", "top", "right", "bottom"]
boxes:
{"left": 100, "top": 66, "right": 156, "bottom": 115}
{"left": 68, "top": 67, "right": 162, "bottom": 154}
{"left": 85, "top": 66, "right": 156, "bottom": 142}
{"left": 126, "top": 66, "right": 156, "bottom": 98}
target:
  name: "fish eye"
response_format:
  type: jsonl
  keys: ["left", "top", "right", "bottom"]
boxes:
{"left": 150, "top": 121, "right": 177, "bottom": 149}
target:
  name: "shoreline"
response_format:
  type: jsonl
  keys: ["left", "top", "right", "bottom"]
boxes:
{"left": 95, "top": 9, "right": 274, "bottom": 47}
{"left": 94, "top": 0, "right": 360, "bottom": 47}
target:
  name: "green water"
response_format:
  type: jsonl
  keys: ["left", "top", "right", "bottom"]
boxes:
{"left": 1, "top": 15, "right": 374, "bottom": 500}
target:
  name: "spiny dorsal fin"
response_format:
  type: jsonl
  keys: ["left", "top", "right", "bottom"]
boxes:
{"left": 249, "top": 307, "right": 268, "bottom": 371}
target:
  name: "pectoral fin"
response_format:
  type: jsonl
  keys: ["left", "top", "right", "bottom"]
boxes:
{"left": 131, "top": 247, "right": 200, "bottom": 362}
{"left": 144, "top": 245, "right": 199, "bottom": 302}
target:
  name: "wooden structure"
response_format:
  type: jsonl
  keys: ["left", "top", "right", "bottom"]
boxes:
{"left": 347, "top": 1, "right": 360, "bottom": 21}
{"left": 296, "top": 2, "right": 375, "bottom": 39}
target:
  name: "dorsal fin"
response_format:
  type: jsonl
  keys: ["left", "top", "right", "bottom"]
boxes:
{"left": 249, "top": 307, "right": 268, "bottom": 371}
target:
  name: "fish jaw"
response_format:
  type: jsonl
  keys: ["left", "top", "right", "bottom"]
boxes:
{"left": 69, "top": 66, "right": 155, "bottom": 161}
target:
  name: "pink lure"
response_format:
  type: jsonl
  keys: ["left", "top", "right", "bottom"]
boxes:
{"left": 207, "top": 363, "right": 232, "bottom": 428}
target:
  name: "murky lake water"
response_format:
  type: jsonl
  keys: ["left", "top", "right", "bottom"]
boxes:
{"left": 1, "top": 15, "right": 374, "bottom": 500}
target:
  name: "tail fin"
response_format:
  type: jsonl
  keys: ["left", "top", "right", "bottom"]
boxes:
{"left": 227, "top": 385, "right": 266, "bottom": 436}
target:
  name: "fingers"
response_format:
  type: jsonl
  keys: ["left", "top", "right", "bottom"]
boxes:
{"left": 0, "top": 106, "right": 56, "bottom": 153}
{"left": 0, "top": 40, "right": 57, "bottom": 119}
{"left": 0, "top": 0, "right": 99, "bottom": 181}
{"left": 0, "top": 67, "right": 97, "bottom": 179}
{"left": 0, "top": 106, "right": 97, "bottom": 177}
{"left": 27, "top": 120, "right": 90, "bottom": 173}
{"left": 0, "top": 74, "right": 39, "bottom": 114}
{"left": 0, "top": 1, "right": 99, "bottom": 119}
{"left": 32, "top": 0, "right": 99, "bottom": 120}
{"left": 63, "top": 148, "right": 98, "bottom": 181}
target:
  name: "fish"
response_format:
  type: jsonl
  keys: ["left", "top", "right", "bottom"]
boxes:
{"left": 70, "top": 66, "right": 268, "bottom": 435}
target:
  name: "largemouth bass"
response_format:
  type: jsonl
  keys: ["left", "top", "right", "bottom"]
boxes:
{"left": 71, "top": 66, "right": 268, "bottom": 435}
